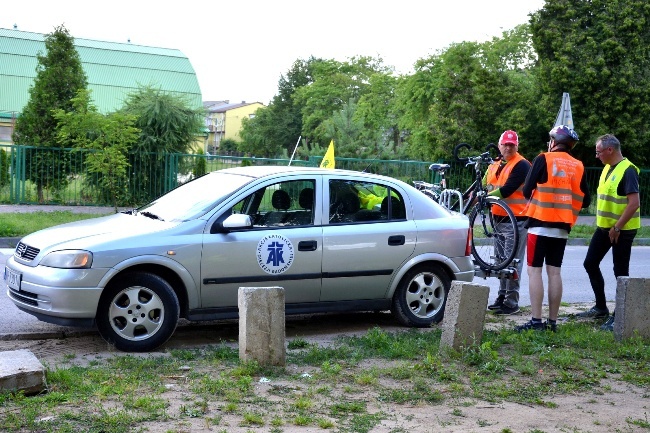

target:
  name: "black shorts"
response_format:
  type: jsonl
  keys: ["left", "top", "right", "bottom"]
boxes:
{"left": 526, "top": 233, "right": 568, "bottom": 267}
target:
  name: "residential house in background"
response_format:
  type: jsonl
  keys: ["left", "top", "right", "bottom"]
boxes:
{"left": 204, "top": 100, "right": 264, "bottom": 154}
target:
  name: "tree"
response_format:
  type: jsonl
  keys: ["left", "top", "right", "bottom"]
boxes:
{"left": 239, "top": 58, "right": 320, "bottom": 156}
{"left": 322, "top": 99, "right": 365, "bottom": 156}
{"left": 0, "top": 149, "right": 9, "bottom": 187}
{"left": 53, "top": 89, "right": 139, "bottom": 212}
{"left": 355, "top": 73, "right": 405, "bottom": 157}
{"left": 531, "top": 0, "right": 650, "bottom": 164}
{"left": 11, "top": 24, "right": 88, "bottom": 202}
{"left": 294, "top": 56, "right": 394, "bottom": 147}
{"left": 238, "top": 106, "right": 287, "bottom": 156}
{"left": 396, "top": 25, "right": 542, "bottom": 162}
{"left": 118, "top": 85, "right": 205, "bottom": 203}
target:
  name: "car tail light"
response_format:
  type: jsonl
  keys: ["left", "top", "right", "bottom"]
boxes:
{"left": 465, "top": 229, "right": 472, "bottom": 256}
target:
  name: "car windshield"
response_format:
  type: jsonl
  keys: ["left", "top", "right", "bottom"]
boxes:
{"left": 137, "top": 171, "right": 255, "bottom": 221}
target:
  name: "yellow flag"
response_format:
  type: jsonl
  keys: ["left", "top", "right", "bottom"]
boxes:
{"left": 320, "top": 140, "right": 335, "bottom": 169}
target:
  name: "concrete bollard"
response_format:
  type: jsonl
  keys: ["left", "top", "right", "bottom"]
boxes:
{"left": 238, "top": 286, "right": 286, "bottom": 366}
{"left": 0, "top": 349, "right": 46, "bottom": 395}
{"left": 614, "top": 277, "right": 650, "bottom": 341}
{"left": 440, "top": 281, "right": 490, "bottom": 351}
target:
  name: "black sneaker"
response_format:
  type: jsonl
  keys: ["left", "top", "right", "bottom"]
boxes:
{"left": 514, "top": 320, "right": 546, "bottom": 332}
{"left": 575, "top": 306, "right": 609, "bottom": 318}
{"left": 494, "top": 304, "right": 520, "bottom": 315}
{"left": 600, "top": 315, "right": 615, "bottom": 331}
{"left": 487, "top": 295, "right": 505, "bottom": 311}
{"left": 544, "top": 321, "right": 557, "bottom": 332}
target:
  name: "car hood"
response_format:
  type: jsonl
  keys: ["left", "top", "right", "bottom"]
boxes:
{"left": 20, "top": 213, "right": 180, "bottom": 251}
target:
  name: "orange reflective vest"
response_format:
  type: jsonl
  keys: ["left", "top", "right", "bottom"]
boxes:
{"left": 525, "top": 152, "right": 585, "bottom": 226}
{"left": 485, "top": 153, "right": 529, "bottom": 216}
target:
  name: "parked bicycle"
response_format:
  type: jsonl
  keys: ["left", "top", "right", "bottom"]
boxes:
{"left": 416, "top": 143, "right": 519, "bottom": 271}
{"left": 412, "top": 162, "right": 451, "bottom": 202}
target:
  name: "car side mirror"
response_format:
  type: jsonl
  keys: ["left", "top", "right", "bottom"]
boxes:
{"left": 211, "top": 213, "right": 253, "bottom": 234}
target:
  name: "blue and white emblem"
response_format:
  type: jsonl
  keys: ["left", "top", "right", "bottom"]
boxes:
{"left": 256, "top": 234, "right": 294, "bottom": 274}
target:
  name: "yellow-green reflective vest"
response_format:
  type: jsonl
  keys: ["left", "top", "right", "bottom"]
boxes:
{"left": 596, "top": 159, "right": 640, "bottom": 230}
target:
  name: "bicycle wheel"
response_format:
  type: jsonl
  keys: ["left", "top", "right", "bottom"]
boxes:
{"left": 469, "top": 197, "right": 519, "bottom": 271}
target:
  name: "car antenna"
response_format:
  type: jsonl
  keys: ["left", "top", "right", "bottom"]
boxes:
{"left": 362, "top": 153, "right": 381, "bottom": 173}
{"left": 287, "top": 136, "right": 302, "bottom": 166}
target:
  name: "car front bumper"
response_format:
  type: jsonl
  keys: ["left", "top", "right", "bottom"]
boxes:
{"left": 5, "top": 256, "right": 107, "bottom": 321}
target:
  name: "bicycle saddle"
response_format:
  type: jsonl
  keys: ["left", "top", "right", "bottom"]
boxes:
{"left": 428, "top": 163, "right": 450, "bottom": 172}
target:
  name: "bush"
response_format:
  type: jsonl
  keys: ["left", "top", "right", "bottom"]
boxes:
{"left": 0, "top": 149, "right": 9, "bottom": 187}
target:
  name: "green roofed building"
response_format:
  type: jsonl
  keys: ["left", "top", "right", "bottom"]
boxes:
{"left": 0, "top": 27, "right": 203, "bottom": 144}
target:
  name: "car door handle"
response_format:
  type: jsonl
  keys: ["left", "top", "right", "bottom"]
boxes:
{"left": 388, "top": 235, "right": 405, "bottom": 246}
{"left": 298, "top": 240, "right": 318, "bottom": 251}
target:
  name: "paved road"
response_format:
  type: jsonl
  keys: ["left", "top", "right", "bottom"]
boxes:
{"left": 3, "top": 245, "right": 650, "bottom": 340}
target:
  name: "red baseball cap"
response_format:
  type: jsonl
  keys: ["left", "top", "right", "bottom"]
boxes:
{"left": 499, "top": 130, "right": 519, "bottom": 146}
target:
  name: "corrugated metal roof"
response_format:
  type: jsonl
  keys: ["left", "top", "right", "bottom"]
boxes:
{"left": 0, "top": 28, "right": 202, "bottom": 114}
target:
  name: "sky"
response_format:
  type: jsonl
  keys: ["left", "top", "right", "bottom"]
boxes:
{"left": 4, "top": 0, "right": 545, "bottom": 105}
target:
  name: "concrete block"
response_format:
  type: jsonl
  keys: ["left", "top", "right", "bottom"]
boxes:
{"left": 238, "top": 286, "right": 286, "bottom": 366}
{"left": 614, "top": 277, "right": 650, "bottom": 341}
{"left": 440, "top": 281, "right": 490, "bottom": 351}
{"left": 0, "top": 349, "right": 46, "bottom": 395}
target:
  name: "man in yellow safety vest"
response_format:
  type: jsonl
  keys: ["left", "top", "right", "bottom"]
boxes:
{"left": 576, "top": 134, "right": 640, "bottom": 331}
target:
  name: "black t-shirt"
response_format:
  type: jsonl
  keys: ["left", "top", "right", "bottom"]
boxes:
{"left": 496, "top": 159, "right": 532, "bottom": 198}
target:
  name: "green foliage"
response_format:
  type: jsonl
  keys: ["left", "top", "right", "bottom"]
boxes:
{"left": 239, "top": 58, "right": 319, "bottom": 156}
{"left": 0, "top": 211, "right": 108, "bottom": 237}
{"left": 531, "top": 0, "right": 650, "bottom": 165}
{"left": 192, "top": 150, "right": 207, "bottom": 177}
{"left": 118, "top": 85, "right": 206, "bottom": 203}
{"left": 53, "top": 89, "right": 139, "bottom": 211}
{"left": 11, "top": 24, "right": 88, "bottom": 202}
{"left": 294, "top": 56, "right": 394, "bottom": 147}
{"left": 0, "top": 149, "right": 9, "bottom": 187}
{"left": 397, "top": 25, "right": 543, "bottom": 162}
{"left": 356, "top": 72, "right": 406, "bottom": 154}
{"left": 219, "top": 138, "right": 239, "bottom": 153}
{"left": 322, "top": 98, "right": 364, "bottom": 155}
{"left": 238, "top": 106, "right": 287, "bottom": 156}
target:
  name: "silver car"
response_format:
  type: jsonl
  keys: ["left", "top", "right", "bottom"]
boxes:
{"left": 5, "top": 166, "right": 474, "bottom": 352}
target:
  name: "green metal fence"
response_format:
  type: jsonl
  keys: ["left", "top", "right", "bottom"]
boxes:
{"left": 1, "top": 144, "right": 648, "bottom": 216}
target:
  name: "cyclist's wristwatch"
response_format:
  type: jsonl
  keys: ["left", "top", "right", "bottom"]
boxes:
{"left": 613, "top": 226, "right": 620, "bottom": 232}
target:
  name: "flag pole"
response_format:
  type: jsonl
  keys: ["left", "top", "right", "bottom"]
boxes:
{"left": 288, "top": 136, "right": 302, "bottom": 166}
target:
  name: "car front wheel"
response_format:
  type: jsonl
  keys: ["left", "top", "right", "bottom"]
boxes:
{"left": 96, "top": 272, "right": 180, "bottom": 352}
{"left": 392, "top": 264, "right": 450, "bottom": 327}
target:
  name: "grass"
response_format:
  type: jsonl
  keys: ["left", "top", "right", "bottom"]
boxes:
{"left": 0, "top": 211, "right": 112, "bottom": 237}
{"left": 0, "top": 322, "right": 648, "bottom": 432}
{"left": 1, "top": 210, "right": 648, "bottom": 239}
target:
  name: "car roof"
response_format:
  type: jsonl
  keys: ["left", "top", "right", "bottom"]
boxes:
{"left": 213, "top": 165, "right": 402, "bottom": 184}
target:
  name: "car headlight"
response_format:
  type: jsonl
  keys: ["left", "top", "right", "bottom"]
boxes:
{"left": 40, "top": 250, "right": 93, "bottom": 269}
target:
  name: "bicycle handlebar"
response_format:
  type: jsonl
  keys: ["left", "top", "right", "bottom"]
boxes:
{"left": 453, "top": 143, "right": 472, "bottom": 162}
{"left": 484, "top": 143, "right": 502, "bottom": 161}
{"left": 453, "top": 142, "right": 496, "bottom": 166}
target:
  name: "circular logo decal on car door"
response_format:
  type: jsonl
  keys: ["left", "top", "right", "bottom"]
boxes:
{"left": 256, "top": 234, "right": 295, "bottom": 274}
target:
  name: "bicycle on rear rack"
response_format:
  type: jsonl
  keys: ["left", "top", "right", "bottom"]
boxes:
{"left": 415, "top": 143, "right": 519, "bottom": 272}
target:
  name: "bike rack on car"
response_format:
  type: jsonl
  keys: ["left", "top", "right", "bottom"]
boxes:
{"left": 473, "top": 259, "right": 520, "bottom": 280}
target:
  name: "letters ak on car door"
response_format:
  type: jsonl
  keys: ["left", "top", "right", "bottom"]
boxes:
{"left": 200, "top": 178, "right": 323, "bottom": 308}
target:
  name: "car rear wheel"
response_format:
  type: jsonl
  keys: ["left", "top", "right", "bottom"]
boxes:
{"left": 392, "top": 264, "right": 450, "bottom": 327}
{"left": 96, "top": 272, "right": 180, "bottom": 352}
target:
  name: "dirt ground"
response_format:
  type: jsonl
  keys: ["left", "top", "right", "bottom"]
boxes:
{"left": 1, "top": 303, "right": 649, "bottom": 433}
